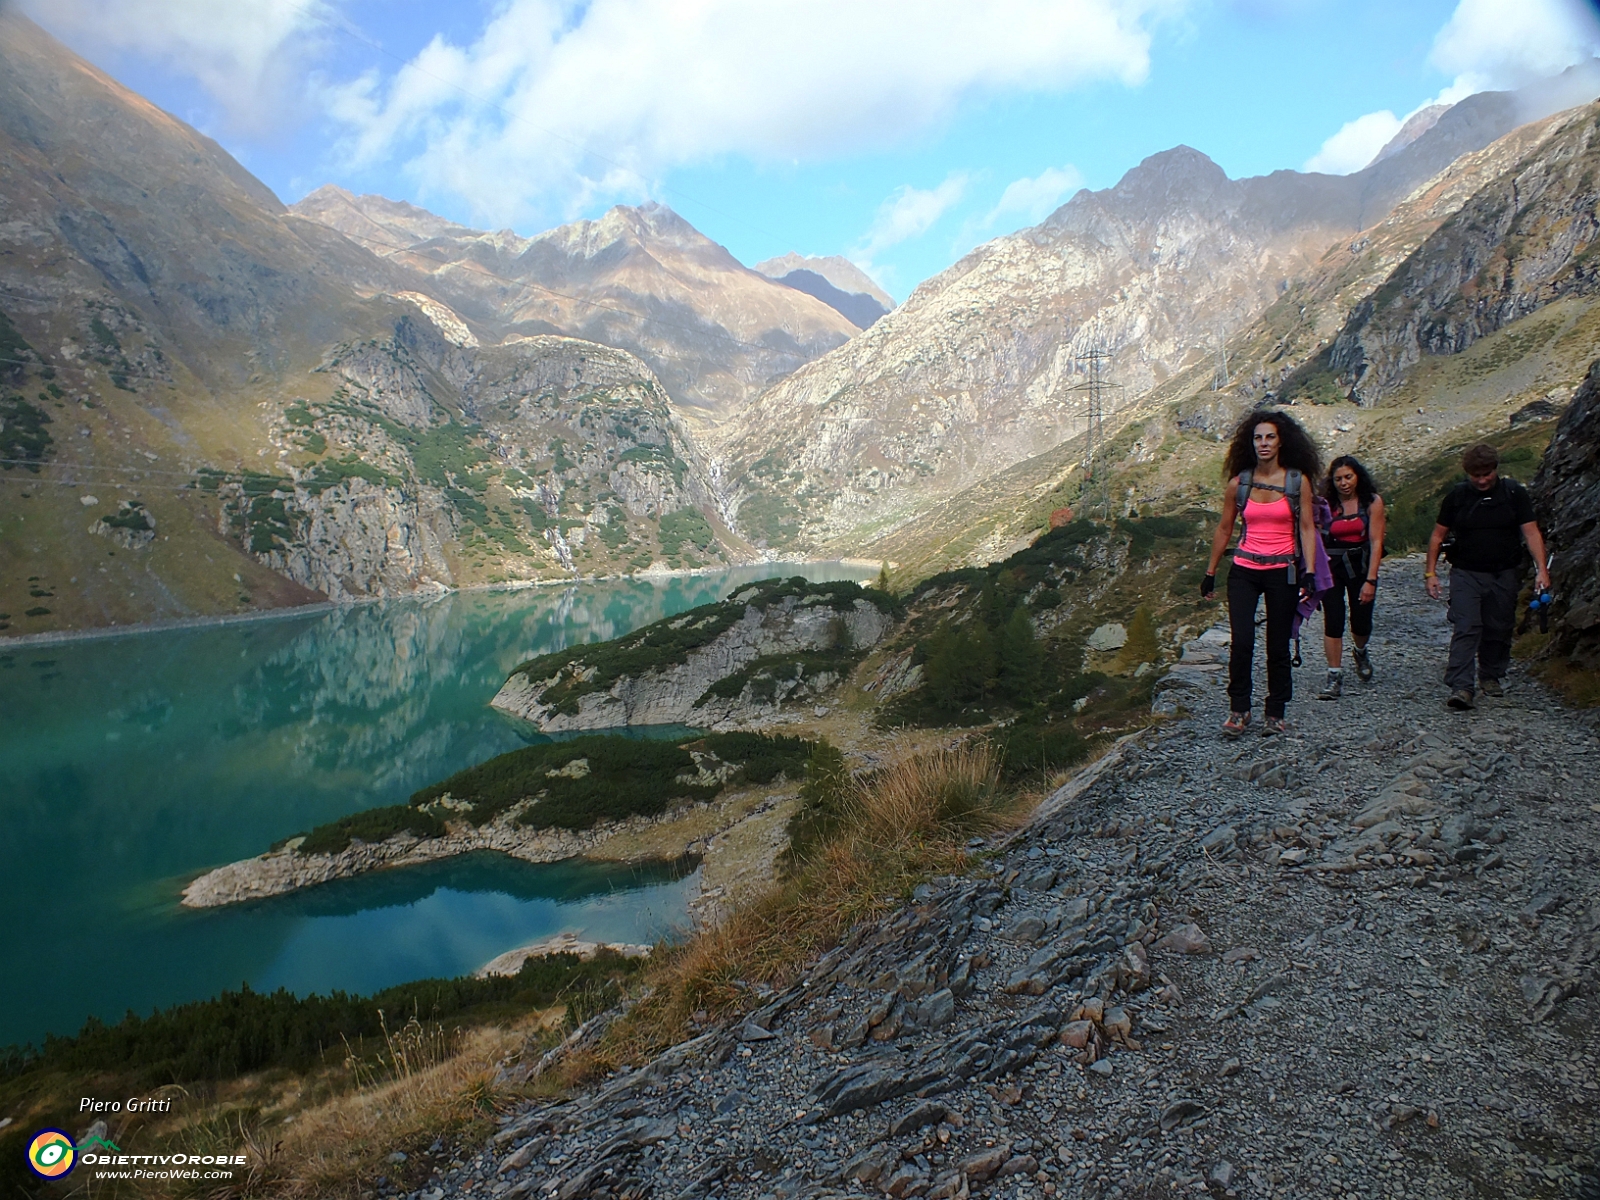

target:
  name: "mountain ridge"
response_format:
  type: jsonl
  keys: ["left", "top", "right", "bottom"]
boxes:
{"left": 715, "top": 79, "right": 1598, "bottom": 558}
{"left": 289, "top": 192, "right": 860, "bottom": 416}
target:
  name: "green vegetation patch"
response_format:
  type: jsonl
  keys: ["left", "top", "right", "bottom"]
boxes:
{"left": 617, "top": 442, "right": 687, "bottom": 487}
{"left": 737, "top": 488, "right": 804, "bottom": 548}
{"left": 406, "top": 730, "right": 815, "bottom": 832}
{"left": 512, "top": 577, "right": 898, "bottom": 717}
{"left": 296, "top": 804, "right": 446, "bottom": 855}
{"left": 696, "top": 648, "right": 861, "bottom": 707}
{"left": 883, "top": 517, "right": 1170, "bottom": 730}
{"left": 658, "top": 506, "right": 714, "bottom": 556}
{"left": 0, "top": 395, "right": 52, "bottom": 471}
{"left": 300, "top": 454, "right": 400, "bottom": 496}
{"left": 100, "top": 501, "right": 153, "bottom": 532}
{"left": 227, "top": 472, "right": 298, "bottom": 555}
{"left": 0, "top": 308, "right": 36, "bottom": 373}
{"left": 0, "top": 951, "right": 647, "bottom": 1087}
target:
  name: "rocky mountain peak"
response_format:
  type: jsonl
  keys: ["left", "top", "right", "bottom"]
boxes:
{"left": 289, "top": 184, "right": 476, "bottom": 251}
{"left": 1049, "top": 145, "right": 1232, "bottom": 229}
{"left": 754, "top": 254, "right": 895, "bottom": 310}
{"left": 1370, "top": 103, "right": 1452, "bottom": 167}
{"left": 535, "top": 201, "right": 710, "bottom": 260}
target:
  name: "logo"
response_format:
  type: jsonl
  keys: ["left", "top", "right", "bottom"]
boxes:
{"left": 27, "top": 1129, "right": 76, "bottom": 1179}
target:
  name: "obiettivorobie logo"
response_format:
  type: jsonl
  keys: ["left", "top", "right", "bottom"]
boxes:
{"left": 26, "top": 1128, "right": 246, "bottom": 1179}
{"left": 27, "top": 1128, "right": 120, "bottom": 1179}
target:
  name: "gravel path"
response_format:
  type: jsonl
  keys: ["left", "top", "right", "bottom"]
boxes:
{"left": 409, "top": 557, "right": 1599, "bottom": 1200}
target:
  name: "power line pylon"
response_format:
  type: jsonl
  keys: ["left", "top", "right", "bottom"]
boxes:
{"left": 1070, "top": 347, "right": 1112, "bottom": 482}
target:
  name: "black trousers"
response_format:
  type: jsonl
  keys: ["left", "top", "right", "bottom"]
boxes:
{"left": 1445, "top": 567, "right": 1520, "bottom": 692}
{"left": 1227, "top": 565, "right": 1297, "bottom": 719}
{"left": 1322, "top": 555, "right": 1374, "bottom": 640}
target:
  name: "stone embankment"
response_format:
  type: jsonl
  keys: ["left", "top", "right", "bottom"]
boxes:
{"left": 492, "top": 592, "right": 894, "bottom": 732}
{"left": 413, "top": 559, "right": 1599, "bottom": 1200}
{"left": 180, "top": 805, "right": 704, "bottom": 908}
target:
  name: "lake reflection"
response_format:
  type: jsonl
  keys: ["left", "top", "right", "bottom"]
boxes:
{"left": 0, "top": 563, "right": 871, "bottom": 1048}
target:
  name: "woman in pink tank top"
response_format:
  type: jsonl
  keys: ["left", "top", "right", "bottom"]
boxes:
{"left": 1202, "top": 410, "right": 1324, "bottom": 738}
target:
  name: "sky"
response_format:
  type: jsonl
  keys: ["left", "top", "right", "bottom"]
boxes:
{"left": 17, "top": 0, "right": 1600, "bottom": 300}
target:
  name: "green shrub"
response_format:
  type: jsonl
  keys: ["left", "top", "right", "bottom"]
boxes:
{"left": 0, "top": 951, "right": 646, "bottom": 1085}
{"left": 695, "top": 649, "right": 860, "bottom": 707}
{"left": 410, "top": 736, "right": 715, "bottom": 831}
{"left": 989, "top": 717, "right": 1089, "bottom": 785}
{"left": 699, "top": 731, "right": 813, "bottom": 784}
{"left": 784, "top": 739, "right": 857, "bottom": 863}
{"left": 0, "top": 395, "right": 52, "bottom": 471}
{"left": 297, "top": 804, "right": 446, "bottom": 854}
{"left": 659, "top": 507, "right": 714, "bottom": 556}
{"left": 302, "top": 455, "right": 400, "bottom": 494}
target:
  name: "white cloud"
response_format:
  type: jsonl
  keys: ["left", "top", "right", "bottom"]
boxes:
{"left": 16, "top": 0, "right": 333, "bottom": 135}
{"left": 1303, "top": 110, "right": 1404, "bottom": 175}
{"left": 1430, "top": 0, "right": 1600, "bottom": 92}
{"left": 984, "top": 165, "right": 1085, "bottom": 226}
{"left": 857, "top": 174, "right": 971, "bottom": 261}
{"left": 1304, "top": 0, "right": 1600, "bottom": 178}
{"left": 321, "top": 0, "right": 1177, "bottom": 227}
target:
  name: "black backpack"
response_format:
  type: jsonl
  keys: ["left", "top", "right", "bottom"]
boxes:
{"left": 1233, "top": 468, "right": 1304, "bottom": 583}
{"left": 1321, "top": 497, "right": 1378, "bottom": 580}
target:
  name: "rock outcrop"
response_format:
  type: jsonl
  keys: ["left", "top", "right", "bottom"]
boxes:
{"left": 1318, "top": 99, "right": 1600, "bottom": 404}
{"left": 492, "top": 579, "right": 897, "bottom": 731}
{"left": 292, "top": 188, "right": 858, "bottom": 416}
{"left": 1533, "top": 356, "right": 1600, "bottom": 668}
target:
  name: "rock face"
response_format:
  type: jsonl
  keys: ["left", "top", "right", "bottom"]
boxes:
{"left": 492, "top": 581, "right": 897, "bottom": 731}
{"left": 451, "top": 559, "right": 1600, "bottom": 1200}
{"left": 1533, "top": 356, "right": 1600, "bottom": 668}
{"left": 292, "top": 188, "right": 858, "bottom": 417}
{"left": 1317, "top": 100, "right": 1600, "bottom": 404}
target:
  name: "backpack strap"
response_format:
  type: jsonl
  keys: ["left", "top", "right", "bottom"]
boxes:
{"left": 1284, "top": 469, "right": 1302, "bottom": 585}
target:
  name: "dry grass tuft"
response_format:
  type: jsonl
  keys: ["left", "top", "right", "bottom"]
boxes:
{"left": 563, "top": 742, "right": 1020, "bottom": 1081}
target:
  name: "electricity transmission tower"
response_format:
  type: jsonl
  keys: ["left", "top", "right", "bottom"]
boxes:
{"left": 1068, "top": 347, "right": 1113, "bottom": 481}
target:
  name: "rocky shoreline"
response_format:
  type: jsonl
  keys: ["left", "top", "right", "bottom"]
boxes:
{"left": 180, "top": 804, "right": 713, "bottom": 909}
{"left": 475, "top": 934, "right": 655, "bottom": 979}
{"left": 410, "top": 558, "right": 1599, "bottom": 1200}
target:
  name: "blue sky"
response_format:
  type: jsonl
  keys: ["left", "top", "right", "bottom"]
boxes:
{"left": 22, "top": 0, "right": 1600, "bottom": 299}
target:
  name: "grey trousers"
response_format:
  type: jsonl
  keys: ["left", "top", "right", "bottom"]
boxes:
{"left": 1445, "top": 567, "right": 1520, "bottom": 692}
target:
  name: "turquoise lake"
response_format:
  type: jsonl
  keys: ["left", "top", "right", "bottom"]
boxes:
{"left": 0, "top": 563, "right": 871, "bottom": 1050}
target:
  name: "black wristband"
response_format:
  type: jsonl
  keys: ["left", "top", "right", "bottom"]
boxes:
{"left": 1365, "top": 578, "right": 1378, "bottom": 586}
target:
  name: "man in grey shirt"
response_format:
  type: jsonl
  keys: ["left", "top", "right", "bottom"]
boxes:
{"left": 1424, "top": 442, "right": 1551, "bottom": 710}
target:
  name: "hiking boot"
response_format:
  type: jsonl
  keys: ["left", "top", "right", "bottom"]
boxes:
{"left": 1447, "top": 689, "right": 1475, "bottom": 711}
{"left": 1261, "top": 715, "right": 1287, "bottom": 737}
{"left": 1352, "top": 645, "right": 1373, "bottom": 682}
{"left": 1479, "top": 677, "right": 1504, "bottom": 698}
{"left": 1221, "top": 711, "right": 1251, "bottom": 739}
{"left": 1317, "top": 669, "right": 1343, "bottom": 700}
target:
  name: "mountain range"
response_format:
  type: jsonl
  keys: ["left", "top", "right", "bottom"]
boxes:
{"left": 3, "top": 6, "right": 1599, "bottom": 634}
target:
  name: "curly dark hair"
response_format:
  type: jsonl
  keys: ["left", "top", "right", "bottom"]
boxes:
{"left": 1323, "top": 455, "right": 1379, "bottom": 505}
{"left": 1222, "top": 409, "right": 1323, "bottom": 481}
